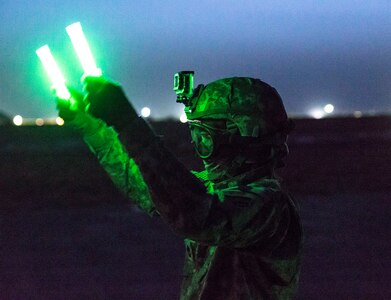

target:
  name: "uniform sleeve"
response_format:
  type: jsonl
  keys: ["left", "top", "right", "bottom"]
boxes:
{"left": 116, "top": 117, "right": 214, "bottom": 232}
{"left": 83, "top": 118, "right": 155, "bottom": 215}
{"left": 82, "top": 116, "right": 213, "bottom": 223}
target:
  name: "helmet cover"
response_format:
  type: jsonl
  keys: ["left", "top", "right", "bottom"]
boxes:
{"left": 186, "top": 77, "right": 291, "bottom": 138}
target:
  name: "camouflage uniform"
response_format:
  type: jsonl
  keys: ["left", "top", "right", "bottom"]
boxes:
{"left": 71, "top": 77, "right": 302, "bottom": 299}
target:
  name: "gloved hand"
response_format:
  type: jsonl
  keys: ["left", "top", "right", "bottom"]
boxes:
{"left": 55, "top": 87, "right": 102, "bottom": 136}
{"left": 82, "top": 76, "right": 139, "bottom": 132}
{"left": 55, "top": 86, "right": 85, "bottom": 122}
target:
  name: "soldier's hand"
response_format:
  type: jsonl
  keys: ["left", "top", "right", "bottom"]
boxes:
{"left": 55, "top": 87, "right": 86, "bottom": 121}
{"left": 82, "top": 76, "right": 139, "bottom": 132}
{"left": 54, "top": 86, "right": 104, "bottom": 135}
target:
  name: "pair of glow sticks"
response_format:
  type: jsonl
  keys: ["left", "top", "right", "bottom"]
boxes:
{"left": 36, "top": 22, "right": 102, "bottom": 100}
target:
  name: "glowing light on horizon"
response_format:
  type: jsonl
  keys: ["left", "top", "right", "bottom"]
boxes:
{"left": 353, "top": 111, "right": 363, "bottom": 118}
{"left": 66, "top": 22, "right": 102, "bottom": 77}
{"left": 324, "top": 104, "right": 334, "bottom": 114}
{"left": 180, "top": 113, "right": 188, "bottom": 123}
{"left": 35, "top": 118, "right": 44, "bottom": 126}
{"left": 36, "top": 45, "right": 71, "bottom": 100}
{"left": 56, "top": 117, "right": 65, "bottom": 126}
{"left": 309, "top": 109, "right": 325, "bottom": 119}
{"left": 13, "top": 115, "right": 23, "bottom": 126}
{"left": 141, "top": 107, "right": 151, "bottom": 118}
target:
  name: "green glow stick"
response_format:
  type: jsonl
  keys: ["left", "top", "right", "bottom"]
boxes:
{"left": 66, "top": 22, "right": 102, "bottom": 77}
{"left": 36, "top": 45, "right": 71, "bottom": 100}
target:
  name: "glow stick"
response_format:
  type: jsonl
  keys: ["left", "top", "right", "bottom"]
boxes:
{"left": 66, "top": 22, "right": 102, "bottom": 77}
{"left": 36, "top": 45, "right": 71, "bottom": 100}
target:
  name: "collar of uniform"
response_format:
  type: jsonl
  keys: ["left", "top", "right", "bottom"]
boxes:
{"left": 208, "top": 166, "right": 276, "bottom": 191}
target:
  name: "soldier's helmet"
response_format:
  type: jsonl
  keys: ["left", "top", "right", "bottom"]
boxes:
{"left": 186, "top": 77, "right": 292, "bottom": 137}
{"left": 183, "top": 77, "right": 294, "bottom": 166}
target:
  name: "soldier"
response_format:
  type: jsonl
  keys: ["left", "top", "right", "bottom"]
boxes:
{"left": 57, "top": 75, "right": 302, "bottom": 299}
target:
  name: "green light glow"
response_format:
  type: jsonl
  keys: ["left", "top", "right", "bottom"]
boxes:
{"left": 36, "top": 45, "right": 71, "bottom": 100}
{"left": 66, "top": 22, "right": 102, "bottom": 77}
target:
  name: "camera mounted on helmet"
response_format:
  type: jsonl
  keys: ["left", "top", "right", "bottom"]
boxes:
{"left": 173, "top": 71, "right": 194, "bottom": 105}
{"left": 173, "top": 71, "right": 204, "bottom": 112}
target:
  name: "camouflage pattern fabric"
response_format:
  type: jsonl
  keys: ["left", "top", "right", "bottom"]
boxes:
{"left": 82, "top": 116, "right": 302, "bottom": 300}
{"left": 187, "top": 78, "right": 290, "bottom": 138}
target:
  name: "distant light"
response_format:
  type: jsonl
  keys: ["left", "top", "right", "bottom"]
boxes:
{"left": 324, "top": 104, "right": 334, "bottom": 114}
{"left": 141, "top": 107, "right": 151, "bottom": 118}
{"left": 309, "top": 109, "right": 325, "bottom": 119}
{"left": 35, "top": 118, "right": 44, "bottom": 126}
{"left": 66, "top": 22, "right": 102, "bottom": 77}
{"left": 56, "top": 117, "right": 65, "bottom": 126}
{"left": 13, "top": 115, "right": 23, "bottom": 126}
{"left": 180, "top": 113, "right": 188, "bottom": 123}
{"left": 353, "top": 111, "right": 363, "bottom": 118}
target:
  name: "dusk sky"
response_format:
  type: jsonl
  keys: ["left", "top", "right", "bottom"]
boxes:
{"left": 1, "top": 1, "right": 391, "bottom": 119}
